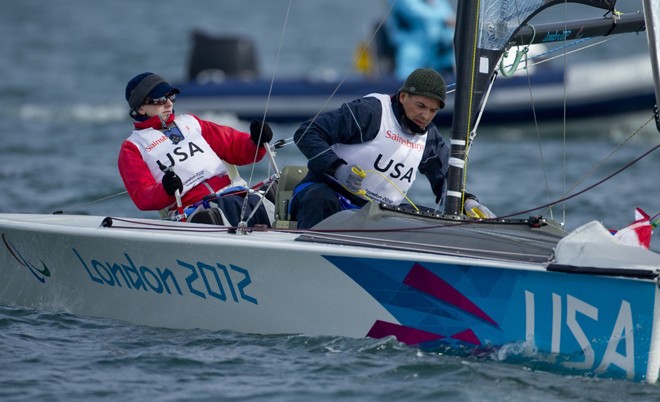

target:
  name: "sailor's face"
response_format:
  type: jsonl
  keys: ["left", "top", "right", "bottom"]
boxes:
{"left": 400, "top": 93, "right": 442, "bottom": 128}
{"left": 137, "top": 97, "right": 174, "bottom": 120}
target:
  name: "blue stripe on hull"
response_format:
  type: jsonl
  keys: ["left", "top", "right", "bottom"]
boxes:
{"left": 326, "top": 255, "right": 656, "bottom": 381}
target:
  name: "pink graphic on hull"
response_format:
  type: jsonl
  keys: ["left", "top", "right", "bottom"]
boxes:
{"left": 363, "top": 262, "right": 506, "bottom": 347}
{"left": 403, "top": 263, "right": 498, "bottom": 327}
{"left": 367, "top": 320, "right": 482, "bottom": 346}
{"left": 367, "top": 320, "right": 445, "bottom": 344}
{"left": 450, "top": 328, "right": 481, "bottom": 345}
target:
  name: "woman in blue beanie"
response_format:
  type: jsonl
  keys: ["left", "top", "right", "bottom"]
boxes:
{"left": 119, "top": 72, "right": 274, "bottom": 227}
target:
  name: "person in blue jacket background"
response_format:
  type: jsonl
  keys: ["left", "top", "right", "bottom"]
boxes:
{"left": 385, "top": 0, "right": 455, "bottom": 79}
{"left": 290, "top": 68, "right": 494, "bottom": 229}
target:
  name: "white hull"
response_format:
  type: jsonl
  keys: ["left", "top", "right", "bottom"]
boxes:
{"left": 0, "top": 214, "right": 396, "bottom": 337}
{"left": 2, "top": 212, "right": 660, "bottom": 382}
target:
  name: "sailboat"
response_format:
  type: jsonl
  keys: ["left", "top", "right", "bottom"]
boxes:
{"left": 2, "top": 0, "right": 660, "bottom": 382}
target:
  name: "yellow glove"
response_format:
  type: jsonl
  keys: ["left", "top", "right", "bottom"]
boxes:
{"left": 335, "top": 164, "right": 367, "bottom": 196}
{"left": 464, "top": 198, "right": 496, "bottom": 219}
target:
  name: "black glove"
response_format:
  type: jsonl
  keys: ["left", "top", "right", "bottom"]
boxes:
{"left": 162, "top": 170, "right": 183, "bottom": 196}
{"left": 250, "top": 120, "right": 273, "bottom": 146}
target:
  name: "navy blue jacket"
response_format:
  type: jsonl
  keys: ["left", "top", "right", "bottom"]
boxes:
{"left": 293, "top": 92, "right": 450, "bottom": 204}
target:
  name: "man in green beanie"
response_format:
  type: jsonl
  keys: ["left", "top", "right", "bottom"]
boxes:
{"left": 290, "top": 68, "right": 494, "bottom": 229}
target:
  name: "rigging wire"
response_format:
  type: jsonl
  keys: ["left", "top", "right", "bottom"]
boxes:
{"left": 518, "top": 43, "right": 555, "bottom": 222}
{"left": 273, "top": 33, "right": 628, "bottom": 146}
{"left": 282, "top": 1, "right": 398, "bottom": 164}
{"left": 237, "top": 0, "right": 293, "bottom": 227}
{"left": 490, "top": 0, "right": 555, "bottom": 223}
{"left": 561, "top": 0, "right": 569, "bottom": 227}
{"left": 493, "top": 11, "right": 638, "bottom": 226}
{"left": 496, "top": 37, "right": 639, "bottom": 225}
{"left": 66, "top": 114, "right": 657, "bottom": 223}
{"left": 249, "top": 0, "right": 293, "bottom": 180}
{"left": 53, "top": 5, "right": 651, "bottom": 224}
{"left": 500, "top": 128, "right": 660, "bottom": 221}
{"left": 108, "top": 121, "right": 659, "bottom": 236}
{"left": 52, "top": 2, "right": 399, "bottom": 218}
{"left": 52, "top": 190, "right": 128, "bottom": 215}
{"left": 539, "top": 115, "right": 659, "bottom": 218}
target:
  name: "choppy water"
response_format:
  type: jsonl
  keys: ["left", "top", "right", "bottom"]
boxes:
{"left": 3, "top": 306, "right": 660, "bottom": 402}
{"left": 1, "top": 1, "right": 660, "bottom": 400}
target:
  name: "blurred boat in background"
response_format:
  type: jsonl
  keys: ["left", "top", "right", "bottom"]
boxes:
{"left": 175, "top": 14, "right": 654, "bottom": 126}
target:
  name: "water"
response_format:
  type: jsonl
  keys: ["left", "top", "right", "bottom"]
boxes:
{"left": 1, "top": 1, "right": 660, "bottom": 400}
{"left": 3, "top": 307, "right": 660, "bottom": 402}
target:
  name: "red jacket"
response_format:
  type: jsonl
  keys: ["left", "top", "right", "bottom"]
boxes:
{"left": 118, "top": 114, "right": 266, "bottom": 211}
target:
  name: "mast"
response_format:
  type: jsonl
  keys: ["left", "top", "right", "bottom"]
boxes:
{"left": 643, "top": 0, "right": 660, "bottom": 132}
{"left": 444, "top": 0, "right": 622, "bottom": 217}
{"left": 444, "top": 0, "right": 481, "bottom": 216}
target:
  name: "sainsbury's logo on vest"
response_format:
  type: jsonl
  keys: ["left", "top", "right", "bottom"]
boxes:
{"left": 385, "top": 130, "right": 424, "bottom": 152}
{"left": 145, "top": 135, "right": 169, "bottom": 152}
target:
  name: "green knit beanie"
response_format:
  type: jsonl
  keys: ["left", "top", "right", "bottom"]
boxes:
{"left": 400, "top": 68, "right": 446, "bottom": 108}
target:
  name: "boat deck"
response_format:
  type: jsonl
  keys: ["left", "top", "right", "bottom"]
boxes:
{"left": 298, "top": 203, "right": 566, "bottom": 264}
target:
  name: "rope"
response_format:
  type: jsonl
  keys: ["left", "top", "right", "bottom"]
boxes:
{"left": 363, "top": 169, "right": 418, "bottom": 211}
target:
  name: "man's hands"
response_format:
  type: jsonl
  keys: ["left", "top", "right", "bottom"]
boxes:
{"left": 464, "top": 198, "right": 496, "bottom": 219}
{"left": 335, "top": 164, "right": 366, "bottom": 194}
{"left": 162, "top": 170, "right": 183, "bottom": 196}
{"left": 250, "top": 120, "right": 273, "bottom": 146}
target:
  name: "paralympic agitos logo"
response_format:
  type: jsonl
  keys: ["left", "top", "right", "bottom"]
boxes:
{"left": 2, "top": 233, "right": 51, "bottom": 283}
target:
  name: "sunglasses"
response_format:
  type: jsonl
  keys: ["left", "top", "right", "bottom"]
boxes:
{"left": 143, "top": 93, "right": 176, "bottom": 106}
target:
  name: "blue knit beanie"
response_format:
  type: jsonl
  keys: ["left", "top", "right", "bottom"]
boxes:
{"left": 125, "top": 72, "right": 180, "bottom": 112}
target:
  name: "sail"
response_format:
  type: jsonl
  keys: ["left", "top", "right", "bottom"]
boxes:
{"left": 445, "top": 0, "right": 618, "bottom": 216}
{"left": 643, "top": 0, "right": 660, "bottom": 132}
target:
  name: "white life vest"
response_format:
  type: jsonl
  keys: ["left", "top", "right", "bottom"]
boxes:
{"left": 331, "top": 93, "right": 427, "bottom": 205}
{"left": 127, "top": 114, "right": 228, "bottom": 196}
